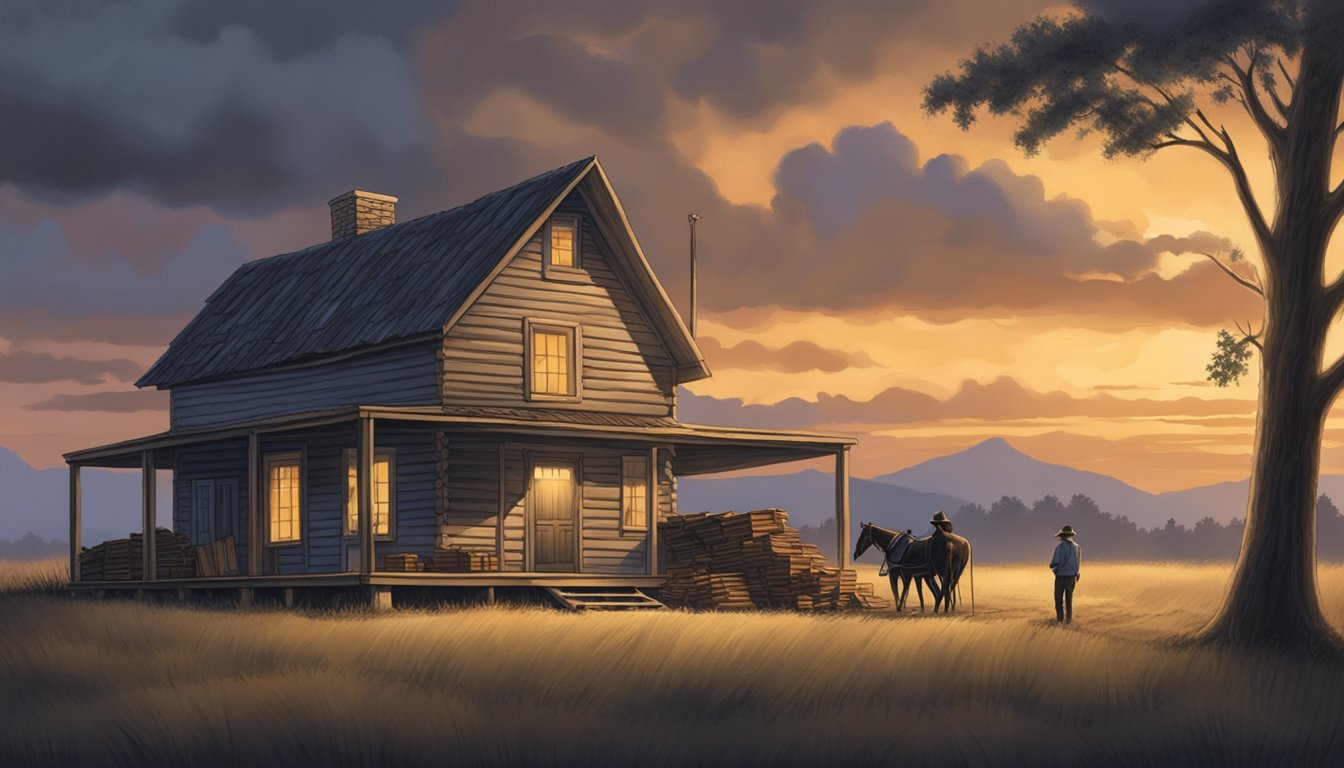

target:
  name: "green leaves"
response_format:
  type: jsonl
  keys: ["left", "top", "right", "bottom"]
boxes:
{"left": 1207, "top": 328, "right": 1255, "bottom": 386}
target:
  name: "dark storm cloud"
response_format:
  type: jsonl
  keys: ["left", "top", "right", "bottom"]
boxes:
{"left": 0, "top": 350, "right": 140, "bottom": 385}
{"left": 171, "top": 1, "right": 456, "bottom": 59}
{"left": 0, "top": 0, "right": 434, "bottom": 211}
{"left": 643, "top": 122, "right": 1257, "bottom": 324}
{"left": 0, "top": 218, "right": 248, "bottom": 343}
{"left": 22, "top": 390, "right": 168, "bottom": 413}
{"left": 698, "top": 337, "right": 878, "bottom": 373}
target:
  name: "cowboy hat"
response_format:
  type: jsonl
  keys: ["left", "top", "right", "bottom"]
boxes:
{"left": 1056, "top": 525, "right": 1077, "bottom": 538}
{"left": 930, "top": 510, "right": 952, "bottom": 526}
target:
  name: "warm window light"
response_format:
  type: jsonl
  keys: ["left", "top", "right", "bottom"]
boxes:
{"left": 345, "top": 451, "right": 393, "bottom": 536}
{"left": 622, "top": 456, "right": 648, "bottom": 530}
{"left": 549, "top": 217, "right": 576, "bottom": 267}
{"left": 531, "top": 328, "right": 572, "bottom": 396}
{"left": 267, "top": 457, "right": 301, "bottom": 544}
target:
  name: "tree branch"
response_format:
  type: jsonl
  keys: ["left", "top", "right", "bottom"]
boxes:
{"left": 1276, "top": 55, "right": 1296, "bottom": 92}
{"left": 1224, "top": 51, "right": 1287, "bottom": 148}
{"left": 1320, "top": 354, "right": 1344, "bottom": 406}
{"left": 1152, "top": 132, "right": 1275, "bottom": 252}
{"left": 1233, "top": 320, "right": 1263, "bottom": 352}
{"left": 1198, "top": 252, "right": 1265, "bottom": 297}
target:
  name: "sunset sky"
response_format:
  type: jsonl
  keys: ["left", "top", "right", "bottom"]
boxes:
{"left": 5, "top": 0, "right": 1343, "bottom": 493}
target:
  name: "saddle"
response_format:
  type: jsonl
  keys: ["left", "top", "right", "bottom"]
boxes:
{"left": 880, "top": 535, "right": 931, "bottom": 578}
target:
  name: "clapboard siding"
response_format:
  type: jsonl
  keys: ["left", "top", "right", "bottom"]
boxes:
{"left": 170, "top": 338, "right": 440, "bottom": 430}
{"left": 174, "top": 439, "right": 249, "bottom": 572}
{"left": 441, "top": 438, "right": 502, "bottom": 557}
{"left": 441, "top": 194, "right": 676, "bottom": 415}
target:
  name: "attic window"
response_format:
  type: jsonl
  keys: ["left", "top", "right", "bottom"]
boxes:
{"left": 544, "top": 214, "right": 581, "bottom": 276}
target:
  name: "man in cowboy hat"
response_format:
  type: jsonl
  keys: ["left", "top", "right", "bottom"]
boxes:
{"left": 929, "top": 510, "right": 954, "bottom": 534}
{"left": 1049, "top": 525, "right": 1081, "bottom": 623}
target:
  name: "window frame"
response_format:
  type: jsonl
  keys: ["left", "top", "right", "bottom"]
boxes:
{"left": 342, "top": 447, "right": 397, "bottom": 540}
{"left": 263, "top": 451, "right": 304, "bottom": 547}
{"left": 523, "top": 318, "right": 583, "bottom": 402}
{"left": 542, "top": 214, "right": 585, "bottom": 281}
{"left": 621, "top": 455, "right": 649, "bottom": 533}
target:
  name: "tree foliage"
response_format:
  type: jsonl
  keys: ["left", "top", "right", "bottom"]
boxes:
{"left": 1207, "top": 328, "right": 1255, "bottom": 386}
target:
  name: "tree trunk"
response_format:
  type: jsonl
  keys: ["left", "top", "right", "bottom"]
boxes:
{"left": 1199, "top": 37, "right": 1344, "bottom": 650}
{"left": 1198, "top": 283, "right": 1337, "bottom": 648}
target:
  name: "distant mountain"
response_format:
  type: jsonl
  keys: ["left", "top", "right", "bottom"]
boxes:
{"left": 0, "top": 446, "right": 171, "bottom": 545}
{"left": 677, "top": 469, "right": 970, "bottom": 533}
{"left": 877, "top": 437, "right": 1344, "bottom": 529}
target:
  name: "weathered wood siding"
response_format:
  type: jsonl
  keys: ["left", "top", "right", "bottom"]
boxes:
{"left": 440, "top": 195, "right": 676, "bottom": 415}
{"left": 173, "top": 439, "right": 249, "bottom": 572}
{"left": 439, "top": 437, "right": 503, "bottom": 559}
{"left": 169, "top": 338, "right": 440, "bottom": 430}
{"left": 453, "top": 441, "right": 677, "bottom": 574}
{"left": 174, "top": 426, "right": 437, "bottom": 575}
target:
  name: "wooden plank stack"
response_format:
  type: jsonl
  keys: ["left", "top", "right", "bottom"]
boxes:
{"left": 194, "top": 536, "right": 239, "bottom": 577}
{"left": 78, "top": 528, "right": 197, "bottom": 581}
{"left": 382, "top": 552, "right": 425, "bottom": 572}
{"left": 426, "top": 545, "right": 499, "bottom": 573}
{"left": 659, "top": 510, "right": 892, "bottom": 612}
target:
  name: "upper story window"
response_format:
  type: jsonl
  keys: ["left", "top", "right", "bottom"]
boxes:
{"left": 526, "top": 319, "right": 581, "bottom": 400}
{"left": 265, "top": 452, "right": 302, "bottom": 545}
{"left": 343, "top": 449, "right": 395, "bottom": 538}
{"left": 544, "top": 214, "right": 582, "bottom": 277}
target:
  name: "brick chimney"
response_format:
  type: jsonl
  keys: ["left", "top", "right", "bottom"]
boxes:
{"left": 328, "top": 190, "right": 397, "bottom": 240}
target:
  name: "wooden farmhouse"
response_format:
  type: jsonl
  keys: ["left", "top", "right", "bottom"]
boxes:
{"left": 64, "top": 157, "right": 855, "bottom": 608}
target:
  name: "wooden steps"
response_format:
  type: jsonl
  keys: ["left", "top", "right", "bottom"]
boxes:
{"left": 544, "top": 587, "right": 667, "bottom": 611}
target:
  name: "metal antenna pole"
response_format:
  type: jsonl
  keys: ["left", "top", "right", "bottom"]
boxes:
{"left": 688, "top": 213, "right": 701, "bottom": 338}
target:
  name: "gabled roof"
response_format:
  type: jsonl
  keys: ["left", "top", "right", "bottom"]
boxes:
{"left": 138, "top": 157, "right": 708, "bottom": 388}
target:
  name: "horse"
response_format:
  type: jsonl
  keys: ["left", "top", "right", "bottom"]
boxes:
{"left": 927, "top": 527, "right": 973, "bottom": 613}
{"left": 853, "top": 522, "right": 940, "bottom": 611}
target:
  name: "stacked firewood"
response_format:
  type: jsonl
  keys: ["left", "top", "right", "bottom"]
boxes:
{"left": 79, "top": 528, "right": 196, "bottom": 581}
{"left": 426, "top": 545, "right": 499, "bottom": 573}
{"left": 382, "top": 552, "right": 425, "bottom": 572}
{"left": 659, "top": 510, "right": 892, "bottom": 612}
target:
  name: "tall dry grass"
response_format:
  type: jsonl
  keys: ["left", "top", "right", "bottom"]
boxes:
{"left": 0, "top": 557, "right": 66, "bottom": 595}
{"left": 2, "top": 562, "right": 1343, "bottom": 767}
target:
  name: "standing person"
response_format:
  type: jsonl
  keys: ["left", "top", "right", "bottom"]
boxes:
{"left": 1049, "top": 525, "right": 1081, "bottom": 623}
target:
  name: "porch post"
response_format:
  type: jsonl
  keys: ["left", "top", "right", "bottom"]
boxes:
{"left": 68, "top": 463, "right": 81, "bottom": 583}
{"left": 835, "top": 446, "right": 851, "bottom": 567}
{"left": 647, "top": 445, "right": 659, "bottom": 575}
{"left": 142, "top": 450, "right": 157, "bottom": 581}
{"left": 358, "top": 415, "right": 375, "bottom": 576}
{"left": 248, "top": 431, "right": 262, "bottom": 576}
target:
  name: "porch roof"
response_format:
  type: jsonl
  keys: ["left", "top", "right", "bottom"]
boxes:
{"left": 63, "top": 405, "right": 854, "bottom": 474}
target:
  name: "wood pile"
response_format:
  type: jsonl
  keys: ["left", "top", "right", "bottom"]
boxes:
{"left": 195, "top": 536, "right": 239, "bottom": 577}
{"left": 426, "top": 545, "right": 499, "bottom": 573}
{"left": 382, "top": 552, "right": 425, "bottom": 572}
{"left": 659, "top": 510, "right": 892, "bottom": 612}
{"left": 79, "top": 528, "right": 197, "bottom": 581}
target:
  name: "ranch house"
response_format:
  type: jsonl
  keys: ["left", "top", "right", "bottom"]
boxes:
{"left": 64, "top": 157, "right": 854, "bottom": 607}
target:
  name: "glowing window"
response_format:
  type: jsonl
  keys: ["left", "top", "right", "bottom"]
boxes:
{"left": 622, "top": 456, "right": 648, "bottom": 530}
{"left": 530, "top": 325, "right": 575, "bottom": 397}
{"left": 265, "top": 454, "right": 302, "bottom": 544}
{"left": 547, "top": 215, "right": 579, "bottom": 268}
{"left": 344, "top": 450, "right": 394, "bottom": 537}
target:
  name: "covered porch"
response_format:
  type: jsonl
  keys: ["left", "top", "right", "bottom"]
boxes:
{"left": 63, "top": 405, "right": 855, "bottom": 608}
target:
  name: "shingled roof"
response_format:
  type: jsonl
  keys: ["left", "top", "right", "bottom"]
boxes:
{"left": 139, "top": 156, "right": 702, "bottom": 388}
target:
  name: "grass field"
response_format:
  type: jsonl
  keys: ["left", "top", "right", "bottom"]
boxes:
{"left": 3, "top": 559, "right": 1344, "bottom": 767}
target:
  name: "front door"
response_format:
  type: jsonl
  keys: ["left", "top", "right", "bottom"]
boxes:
{"left": 531, "top": 462, "right": 578, "bottom": 571}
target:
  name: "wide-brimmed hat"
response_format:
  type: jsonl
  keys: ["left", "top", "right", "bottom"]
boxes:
{"left": 1056, "top": 525, "right": 1077, "bottom": 538}
{"left": 930, "top": 510, "right": 952, "bottom": 526}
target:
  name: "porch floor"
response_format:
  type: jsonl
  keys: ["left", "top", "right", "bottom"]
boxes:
{"left": 68, "top": 572, "right": 666, "bottom": 591}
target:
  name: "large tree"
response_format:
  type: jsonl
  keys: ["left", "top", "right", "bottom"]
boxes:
{"left": 924, "top": 0, "right": 1344, "bottom": 649}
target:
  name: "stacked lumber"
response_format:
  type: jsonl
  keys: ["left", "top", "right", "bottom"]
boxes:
{"left": 382, "top": 552, "right": 425, "bottom": 572}
{"left": 78, "top": 528, "right": 197, "bottom": 581}
{"left": 194, "top": 536, "right": 239, "bottom": 577}
{"left": 426, "top": 545, "right": 499, "bottom": 573}
{"left": 659, "top": 510, "right": 892, "bottom": 612}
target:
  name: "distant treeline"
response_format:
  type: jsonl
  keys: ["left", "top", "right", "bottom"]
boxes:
{"left": 0, "top": 533, "right": 66, "bottom": 561}
{"left": 802, "top": 494, "right": 1344, "bottom": 563}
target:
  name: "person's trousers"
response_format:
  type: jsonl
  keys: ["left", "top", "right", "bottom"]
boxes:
{"left": 1054, "top": 575, "right": 1078, "bottom": 622}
